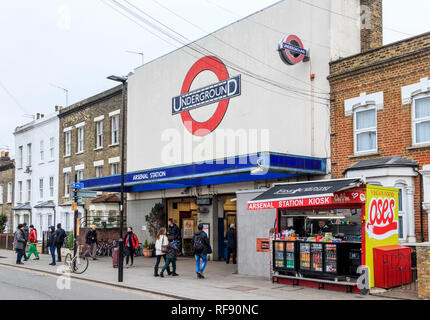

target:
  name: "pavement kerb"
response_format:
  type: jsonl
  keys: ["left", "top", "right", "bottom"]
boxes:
{"left": 0, "top": 261, "right": 192, "bottom": 300}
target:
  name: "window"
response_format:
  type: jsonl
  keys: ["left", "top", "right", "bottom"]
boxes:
{"left": 18, "top": 146, "right": 23, "bottom": 168}
{"left": 26, "top": 179, "right": 31, "bottom": 202}
{"left": 49, "top": 177, "right": 54, "bottom": 198}
{"left": 111, "top": 163, "right": 119, "bottom": 175}
{"left": 7, "top": 182, "right": 12, "bottom": 203}
{"left": 95, "top": 166, "right": 103, "bottom": 178}
{"left": 77, "top": 127, "right": 84, "bottom": 153}
{"left": 413, "top": 96, "right": 430, "bottom": 145}
{"left": 76, "top": 170, "right": 84, "bottom": 182}
{"left": 65, "top": 212, "right": 70, "bottom": 230}
{"left": 64, "top": 172, "right": 70, "bottom": 197}
{"left": 48, "top": 215, "right": 52, "bottom": 227}
{"left": 39, "top": 215, "right": 43, "bottom": 231}
{"left": 396, "top": 185, "right": 407, "bottom": 241}
{"left": 0, "top": 185, "right": 3, "bottom": 204}
{"left": 40, "top": 140, "right": 44, "bottom": 161}
{"left": 111, "top": 115, "right": 119, "bottom": 145}
{"left": 50, "top": 137, "right": 55, "bottom": 159}
{"left": 18, "top": 181, "right": 22, "bottom": 203}
{"left": 27, "top": 143, "right": 32, "bottom": 166}
{"left": 64, "top": 131, "right": 71, "bottom": 156}
{"left": 354, "top": 107, "right": 377, "bottom": 154}
{"left": 39, "top": 178, "right": 44, "bottom": 200}
{"left": 96, "top": 120, "right": 103, "bottom": 148}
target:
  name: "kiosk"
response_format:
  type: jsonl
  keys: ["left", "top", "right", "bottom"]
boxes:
{"left": 248, "top": 178, "right": 409, "bottom": 293}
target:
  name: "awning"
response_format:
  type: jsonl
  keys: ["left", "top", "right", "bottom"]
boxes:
{"left": 248, "top": 178, "right": 364, "bottom": 210}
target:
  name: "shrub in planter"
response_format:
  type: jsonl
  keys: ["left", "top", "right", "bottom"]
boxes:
{"left": 143, "top": 239, "right": 153, "bottom": 258}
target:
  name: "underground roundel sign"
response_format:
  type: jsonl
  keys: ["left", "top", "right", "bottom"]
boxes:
{"left": 278, "top": 35, "right": 309, "bottom": 65}
{"left": 172, "top": 56, "right": 241, "bottom": 136}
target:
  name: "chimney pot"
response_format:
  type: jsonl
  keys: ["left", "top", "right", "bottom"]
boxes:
{"left": 36, "top": 113, "right": 40, "bottom": 120}
{"left": 55, "top": 105, "right": 59, "bottom": 112}
{"left": 41, "top": 114, "right": 44, "bottom": 118}
{"left": 5, "top": 152, "right": 9, "bottom": 158}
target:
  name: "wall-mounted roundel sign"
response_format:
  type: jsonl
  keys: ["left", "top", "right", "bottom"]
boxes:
{"left": 278, "top": 35, "right": 310, "bottom": 65}
{"left": 172, "top": 56, "right": 241, "bottom": 136}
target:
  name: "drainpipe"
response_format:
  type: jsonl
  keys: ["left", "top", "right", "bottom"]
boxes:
{"left": 413, "top": 168, "right": 425, "bottom": 243}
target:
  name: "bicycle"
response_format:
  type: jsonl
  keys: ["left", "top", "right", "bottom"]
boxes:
{"left": 64, "top": 243, "right": 89, "bottom": 274}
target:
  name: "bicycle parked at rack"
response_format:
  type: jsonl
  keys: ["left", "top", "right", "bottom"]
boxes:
{"left": 96, "top": 240, "right": 109, "bottom": 257}
{"left": 64, "top": 243, "right": 89, "bottom": 274}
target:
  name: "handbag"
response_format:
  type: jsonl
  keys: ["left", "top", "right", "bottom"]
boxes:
{"left": 161, "top": 236, "right": 168, "bottom": 253}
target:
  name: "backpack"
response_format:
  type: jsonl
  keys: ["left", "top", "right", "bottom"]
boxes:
{"left": 193, "top": 233, "right": 205, "bottom": 254}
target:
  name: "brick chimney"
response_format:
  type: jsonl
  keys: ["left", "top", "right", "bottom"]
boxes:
{"left": 55, "top": 105, "right": 59, "bottom": 112}
{"left": 360, "top": 0, "right": 383, "bottom": 52}
{"left": 36, "top": 113, "right": 40, "bottom": 120}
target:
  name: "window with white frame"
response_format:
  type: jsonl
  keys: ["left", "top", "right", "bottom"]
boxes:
{"left": 49, "top": 177, "right": 54, "bottom": 198}
{"left": 76, "top": 169, "right": 84, "bottom": 182}
{"left": 18, "top": 146, "right": 23, "bottom": 168}
{"left": 27, "top": 143, "right": 32, "bottom": 167}
{"left": 396, "top": 184, "right": 407, "bottom": 241}
{"left": 50, "top": 137, "right": 55, "bottom": 159}
{"left": 95, "top": 166, "right": 103, "bottom": 178}
{"left": 26, "top": 179, "right": 31, "bottom": 202}
{"left": 354, "top": 107, "right": 377, "bottom": 154}
{"left": 96, "top": 121, "right": 103, "bottom": 148}
{"left": 40, "top": 140, "right": 44, "bottom": 161}
{"left": 39, "top": 214, "right": 43, "bottom": 231}
{"left": 64, "top": 172, "right": 70, "bottom": 197}
{"left": 64, "top": 131, "right": 71, "bottom": 156}
{"left": 18, "top": 181, "right": 22, "bottom": 203}
{"left": 39, "top": 178, "right": 44, "bottom": 200}
{"left": 0, "top": 185, "right": 3, "bottom": 204}
{"left": 7, "top": 182, "right": 12, "bottom": 203}
{"left": 48, "top": 215, "right": 52, "bottom": 227}
{"left": 65, "top": 212, "right": 70, "bottom": 230}
{"left": 77, "top": 127, "right": 84, "bottom": 153}
{"left": 111, "top": 163, "right": 119, "bottom": 175}
{"left": 111, "top": 115, "right": 119, "bottom": 145}
{"left": 413, "top": 96, "right": 430, "bottom": 145}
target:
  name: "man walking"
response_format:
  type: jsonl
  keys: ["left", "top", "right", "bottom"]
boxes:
{"left": 84, "top": 225, "right": 98, "bottom": 260}
{"left": 167, "top": 219, "right": 180, "bottom": 247}
{"left": 26, "top": 225, "right": 39, "bottom": 260}
{"left": 54, "top": 223, "right": 66, "bottom": 262}
{"left": 22, "top": 222, "right": 29, "bottom": 261}
{"left": 192, "top": 223, "right": 212, "bottom": 279}
{"left": 13, "top": 224, "right": 26, "bottom": 265}
{"left": 226, "top": 224, "right": 237, "bottom": 264}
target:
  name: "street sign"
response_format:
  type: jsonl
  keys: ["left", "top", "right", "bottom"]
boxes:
{"left": 73, "top": 183, "right": 84, "bottom": 189}
{"left": 71, "top": 202, "right": 77, "bottom": 211}
{"left": 77, "top": 190, "right": 98, "bottom": 199}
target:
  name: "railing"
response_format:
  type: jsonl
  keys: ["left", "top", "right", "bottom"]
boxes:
{"left": 382, "top": 252, "right": 417, "bottom": 292}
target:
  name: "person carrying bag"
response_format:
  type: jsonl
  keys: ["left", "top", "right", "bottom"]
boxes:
{"left": 154, "top": 227, "right": 171, "bottom": 277}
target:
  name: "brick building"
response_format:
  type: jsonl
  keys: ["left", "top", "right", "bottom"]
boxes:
{"left": 0, "top": 151, "right": 14, "bottom": 233}
{"left": 329, "top": 32, "right": 430, "bottom": 244}
{"left": 57, "top": 85, "right": 126, "bottom": 229}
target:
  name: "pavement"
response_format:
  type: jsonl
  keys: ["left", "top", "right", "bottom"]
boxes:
{"left": 0, "top": 249, "right": 392, "bottom": 300}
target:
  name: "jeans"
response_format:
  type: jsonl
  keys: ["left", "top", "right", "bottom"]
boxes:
{"left": 161, "top": 258, "right": 176, "bottom": 274}
{"left": 195, "top": 253, "right": 207, "bottom": 275}
{"left": 49, "top": 246, "right": 56, "bottom": 264}
{"left": 16, "top": 249, "right": 25, "bottom": 263}
{"left": 27, "top": 243, "right": 39, "bottom": 259}
{"left": 154, "top": 255, "right": 170, "bottom": 275}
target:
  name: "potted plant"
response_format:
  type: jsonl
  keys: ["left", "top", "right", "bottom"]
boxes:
{"left": 143, "top": 239, "right": 153, "bottom": 258}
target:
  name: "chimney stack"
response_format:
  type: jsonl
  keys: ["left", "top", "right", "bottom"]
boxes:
{"left": 55, "top": 105, "right": 59, "bottom": 112}
{"left": 360, "top": 0, "right": 383, "bottom": 52}
{"left": 41, "top": 114, "right": 45, "bottom": 118}
{"left": 36, "top": 113, "right": 40, "bottom": 120}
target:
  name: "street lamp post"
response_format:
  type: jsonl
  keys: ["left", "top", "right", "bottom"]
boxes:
{"left": 107, "top": 75, "right": 127, "bottom": 282}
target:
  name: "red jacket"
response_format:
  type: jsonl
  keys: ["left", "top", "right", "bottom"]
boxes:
{"left": 124, "top": 233, "right": 139, "bottom": 249}
{"left": 28, "top": 229, "right": 38, "bottom": 244}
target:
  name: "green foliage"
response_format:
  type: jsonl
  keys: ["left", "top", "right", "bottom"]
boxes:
{"left": 0, "top": 213, "right": 8, "bottom": 233}
{"left": 65, "top": 231, "right": 74, "bottom": 249}
{"left": 145, "top": 203, "right": 166, "bottom": 239}
{"left": 143, "top": 239, "right": 149, "bottom": 248}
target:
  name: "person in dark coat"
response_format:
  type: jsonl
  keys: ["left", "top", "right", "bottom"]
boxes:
{"left": 22, "top": 222, "right": 29, "bottom": 261}
{"left": 84, "top": 225, "right": 98, "bottom": 260}
{"left": 159, "top": 236, "right": 179, "bottom": 277}
{"left": 167, "top": 219, "right": 180, "bottom": 246}
{"left": 54, "top": 223, "right": 66, "bottom": 262}
{"left": 226, "top": 224, "right": 237, "bottom": 264}
{"left": 13, "top": 224, "right": 26, "bottom": 264}
{"left": 192, "top": 223, "right": 212, "bottom": 279}
{"left": 47, "top": 226, "right": 57, "bottom": 266}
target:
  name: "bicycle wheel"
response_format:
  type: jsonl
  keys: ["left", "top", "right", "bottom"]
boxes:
{"left": 72, "top": 254, "right": 89, "bottom": 274}
{"left": 64, "top": 253, "right": 73, "bottom": 268}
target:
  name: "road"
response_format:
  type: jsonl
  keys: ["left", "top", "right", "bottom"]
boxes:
{"left": 0, "top": 264, "right": 172, "bottom": 300}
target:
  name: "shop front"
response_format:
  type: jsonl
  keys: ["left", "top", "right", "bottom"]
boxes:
{"left": 247, "top": 178, "right": 412, "bottom": 292}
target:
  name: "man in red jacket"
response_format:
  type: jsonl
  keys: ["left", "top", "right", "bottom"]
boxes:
{"left": 124, "top": 227, "right": 139, "bottom": 267}
{"left": 26, "top": 225, "right": 39, "bottom": 260}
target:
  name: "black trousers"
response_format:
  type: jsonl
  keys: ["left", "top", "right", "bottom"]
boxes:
{"left": 125, "top": 247, "right": 135, "bottom": 265}
{"left": 57, "top": 245, "right": 62, "bottom": 261}
{"left": 154, "top": 255, "right": 170, "bottom": 275}
{"left": 226, "top": 247, "right": 237, "bottom": 264}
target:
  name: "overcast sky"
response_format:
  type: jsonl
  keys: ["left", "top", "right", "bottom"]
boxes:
{"left": 1, "top": 0, "right": 429, "bottom": 157}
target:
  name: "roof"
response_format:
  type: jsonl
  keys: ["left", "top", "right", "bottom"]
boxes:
{"left": 59, "top": 200, "right": 85, "bottom": 207}
{"left": 91, "top": 194, "right": 120, "bottom": 203}
{"left": 34, "top": 201, "right": 56, "bottom": 208}
{"left": 13, "top": 203, "right": 31, "bottom": 210}
{"left": 345, "top": 156, "right": 418, "bottom": 173}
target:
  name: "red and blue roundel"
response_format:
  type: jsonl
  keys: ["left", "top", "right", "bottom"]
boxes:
{"left": 172, "top": 56, "right": 241, "bottom": 136}
{"left": 279, "top": 35, "right": 308, "bottom": 65}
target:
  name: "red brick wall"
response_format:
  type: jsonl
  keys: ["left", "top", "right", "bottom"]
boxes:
{"left": 329, "top": 34, "right": 430, "bottom": 242}
{"left": 77, "top": 228, "right": 127, "bottom": 244}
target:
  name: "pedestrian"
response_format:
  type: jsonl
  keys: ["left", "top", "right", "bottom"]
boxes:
{"left": 47, "top": 225, "right": 57, "bottom": 266}
{"left": 226, "top": 224, "right": 237, "bottom": 264}
{"left": 124, "top": 227, "right": 139, "bottom": 268}
{"left": 84, "top": 225, "right": 98, "bottom": 260}
{"left": 13, "top": 224, "right": 26, "bottom": 265}
{"left": 192, "top": 223, "right": 212, "bottom": 279}
{"left": 167, "top": 218, "right": 181, "bottom": 249}
{"left": 154, "top": 227, "right": 171, "bottom": 277}
{"left": 26, "top": 225, "right": 39, "bottom": 261}
{"left": 54, "top": 223, "right": 66, "bottom": 262}
{"left": 159, "top": 236, "right": 179, "bottom": 277}
{"left": 22, "top": 222, "right": 29, "bottom": 261}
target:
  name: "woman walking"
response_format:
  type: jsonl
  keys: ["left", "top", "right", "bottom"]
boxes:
{"left": 124, "top": 227, "right": 139, "bottom": 268}
{"left": 154, "top": 227, "right": 171, "bottom": 277}
{"left": 47, "top": 225, "right": 57, "bottom": 266}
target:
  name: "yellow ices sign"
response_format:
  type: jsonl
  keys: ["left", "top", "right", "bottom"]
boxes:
{"left": 364, "top": 185, "right": 400, "bottom": 287}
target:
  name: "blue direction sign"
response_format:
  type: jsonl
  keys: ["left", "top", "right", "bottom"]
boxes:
{"left": 73, "top": 183, "right": 84, "bottom": 189}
